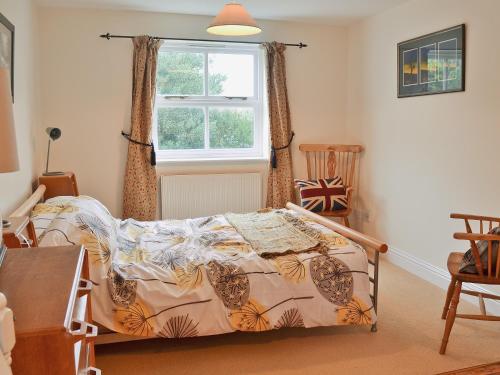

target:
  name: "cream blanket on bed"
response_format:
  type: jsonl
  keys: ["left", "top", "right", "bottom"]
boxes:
{"left": 225, "top": 211, "right": 320, "bottom": 258}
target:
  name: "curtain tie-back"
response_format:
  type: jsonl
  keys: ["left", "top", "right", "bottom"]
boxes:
{"left": 121, "top": 131, "right": 156, "bottom": 166}
{"left": 271, "top": 131, "right": 295, "bottom": 169}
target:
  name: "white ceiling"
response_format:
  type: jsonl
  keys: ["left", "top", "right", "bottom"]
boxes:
{"left": 34, "top": 0, "right": 410, "bottom": 25}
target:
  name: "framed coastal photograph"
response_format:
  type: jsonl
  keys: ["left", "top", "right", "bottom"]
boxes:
{"left": 398, "top": 24, "right": 465, "bottom": 98}
{"left": 0, "top": 12, "right": 14, "bottom": 101}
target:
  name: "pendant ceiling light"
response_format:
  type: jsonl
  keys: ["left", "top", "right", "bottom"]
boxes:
{"left": 207, "top": 3, "right": 262, "bottom": 36}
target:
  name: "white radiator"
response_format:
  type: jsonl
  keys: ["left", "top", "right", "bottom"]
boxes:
{"left": 161, "top": 173, "right": 262, "bottom": 219}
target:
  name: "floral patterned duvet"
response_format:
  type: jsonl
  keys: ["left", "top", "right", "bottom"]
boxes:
{"left": 31, "top": 196, "right": 375, "bottom": 338}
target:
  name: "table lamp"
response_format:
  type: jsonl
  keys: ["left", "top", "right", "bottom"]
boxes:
{"left": 0, "top": 67, "right": 19, "bottom": 264}
{"left": 43, "top": 127, "right": 64, "bottom": 176}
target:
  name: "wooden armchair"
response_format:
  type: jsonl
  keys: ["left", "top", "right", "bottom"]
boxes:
{"left": 298, "top": 144, "right": 364, "bottom": 227}
{"left": 440, "top": 213, "right": 500, "bottom": 354}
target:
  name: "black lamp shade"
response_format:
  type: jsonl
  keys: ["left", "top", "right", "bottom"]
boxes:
{"left": 46, "top": 127, "right": 61, "bottom": 141}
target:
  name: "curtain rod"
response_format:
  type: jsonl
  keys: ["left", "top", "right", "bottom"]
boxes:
{"left": 99, "top": 33, "right": 308, "bottom": 48}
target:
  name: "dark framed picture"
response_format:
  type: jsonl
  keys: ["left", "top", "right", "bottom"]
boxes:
{"left": 398, "top": 24, "right": 465, "bottom": 98}
{"left": 0, "top": 12, "right": 14, "bottom": 101}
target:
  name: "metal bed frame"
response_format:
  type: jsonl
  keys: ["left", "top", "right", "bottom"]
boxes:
{"left": 287, "top": 203, "right": 387, "bottom": 333}
{"left": 369, "top": 251, "right": 380, "bottom": 332}
{"left": 10, "top": 186, "right": 388, "bottom": 342}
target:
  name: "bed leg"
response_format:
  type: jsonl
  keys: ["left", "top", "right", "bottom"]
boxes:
{"left": 369, "top": 251, "right": 380, "bottom": 333}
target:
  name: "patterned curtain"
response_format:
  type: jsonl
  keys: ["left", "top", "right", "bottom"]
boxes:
{"left": 122, "top": 36, "right": 163, "bottom": 220}
{"left": 264, "top": 42, "right": 295, "bottom": 208}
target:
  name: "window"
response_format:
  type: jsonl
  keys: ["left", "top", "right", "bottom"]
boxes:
{"left": 153, "top": 41, "right": 267, "bottom": 161}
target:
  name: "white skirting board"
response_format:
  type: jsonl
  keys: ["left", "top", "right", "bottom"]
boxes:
{"left": 386, "top": 246, "right": 500, "bottom": 315}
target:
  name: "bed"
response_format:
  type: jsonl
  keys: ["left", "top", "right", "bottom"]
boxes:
{"left": 12, "top": 185, "right": 387, "bottom": 344}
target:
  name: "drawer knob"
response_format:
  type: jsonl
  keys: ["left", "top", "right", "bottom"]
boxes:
{"left": 70, "top": 320, "right": 87, "bottom": 338}
{"left": 78, "top": 278, "right": 93, "bottom": 297}
{"left": 80, "top": 367, "right": 102, "bottom": 375}
{"left": 85, "top": 322, "right": 98, "bottom": 339}
{"left": 70, "top": 320, "right": 98, "bottom": 340}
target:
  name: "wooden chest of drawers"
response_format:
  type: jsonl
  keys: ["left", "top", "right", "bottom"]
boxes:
{"left": 0, "top": 246, "right": 100, "bottom": 374}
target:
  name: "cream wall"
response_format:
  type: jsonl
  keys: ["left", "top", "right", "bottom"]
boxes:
{"left": 37, "top": 7, "right": 348, "bottom": 217}
{"left": 346, "top": 0, "right": 500, "bottom": 269}
{"left": 0, "top": 0, "right": 38, "bottom": 216}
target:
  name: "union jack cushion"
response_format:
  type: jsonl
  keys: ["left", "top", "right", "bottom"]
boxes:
{"left": 294, "top": 177, "right": 348, "bottom": 213}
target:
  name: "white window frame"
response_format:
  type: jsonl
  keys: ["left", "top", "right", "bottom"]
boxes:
{"left": 153, "top": 41, "right": 268, "bottom": 162}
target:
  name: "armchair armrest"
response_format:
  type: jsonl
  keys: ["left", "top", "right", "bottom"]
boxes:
{"left": 451, "top": 213, "right": 500, "bottom": 223}
{"left": 451, "top": 213, "right": 500, "bottom": 235}
{"left": 454, "top": 232, "right": 500, "bottom": 242}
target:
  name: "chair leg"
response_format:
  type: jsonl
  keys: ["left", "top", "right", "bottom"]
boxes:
{"left": 440, "top": 281, "right": 462, "bottom": 355}
{"left": 441, "top": 276, "right": 457, "bottom": 320}
{"left": 343, "top": 216, "right": 350, "bottom": 227}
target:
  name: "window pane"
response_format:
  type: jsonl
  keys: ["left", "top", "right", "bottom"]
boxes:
{"left": 157, "top": 107, "right": 205, "bottom": 150}
{"left": 209, "top": 108, "right": 254, "bottom": 149}
{"left": 208, "top": 54, "right": 254, "bottom": 97}
{"left": 157, "top": 51, "right": 204, "bottom": 96}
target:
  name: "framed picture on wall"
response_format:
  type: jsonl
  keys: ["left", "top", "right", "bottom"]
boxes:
{"left": 0, "top": 12, "right": 14, "bottom": 101}
{"left": 398, "top": 24, "right": 465, "bottom": 98}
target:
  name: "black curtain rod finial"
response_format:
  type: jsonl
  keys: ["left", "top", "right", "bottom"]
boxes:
{"left": 102, "top": 32, "right": 111, "bottom": 40}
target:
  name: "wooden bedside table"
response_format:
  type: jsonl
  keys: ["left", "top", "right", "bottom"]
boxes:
{"left": 1, "top": 216, "right": 38, "bottom": 248}
{"left": 0, "top": 246, "right": 100, "bottom": 374}
{"left": 39, "top": 172, "right": 79, "bottom": 200}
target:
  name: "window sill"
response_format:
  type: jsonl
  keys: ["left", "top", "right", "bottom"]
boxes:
{"left": 156, "top": 157, "right": 270, "bottom": 165}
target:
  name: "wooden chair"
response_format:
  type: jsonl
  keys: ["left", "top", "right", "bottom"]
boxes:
{"left": 440, "top": 213, "right": 500, "bottom": 354}
{"left": 298, "top": 144, "right": 363, "bottom": 227}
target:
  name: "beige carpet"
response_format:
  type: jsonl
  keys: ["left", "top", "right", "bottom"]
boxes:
{"left": 96, "top": 260, "right": 500, "bottom": 375}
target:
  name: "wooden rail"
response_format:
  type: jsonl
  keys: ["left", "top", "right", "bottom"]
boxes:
{"left": 10, "top": 185, "right": 46, "bottom": 218}
{"left": 286, "top": 202, "right": 388, "bottom": 253}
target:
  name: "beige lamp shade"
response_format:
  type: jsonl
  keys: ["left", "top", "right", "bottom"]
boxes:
{"left": 207, "top": 3, "right": 262, "bottom": 36}
{"left": 0, "top": 68, "right": 19, "bottom": 173}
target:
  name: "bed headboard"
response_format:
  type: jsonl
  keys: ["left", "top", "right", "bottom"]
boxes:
{"left": 10, "top": 185, "right": 46, "bottom": 218}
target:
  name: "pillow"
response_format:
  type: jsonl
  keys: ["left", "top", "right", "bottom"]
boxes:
{"left": 294, "top": 177, "right": 348, "bottom": 213}
{"left": 459, "top": 226, "right": 500, "bottom": 274}
{"left": 32, "top": 196, "right": 118, "bottom": 265}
